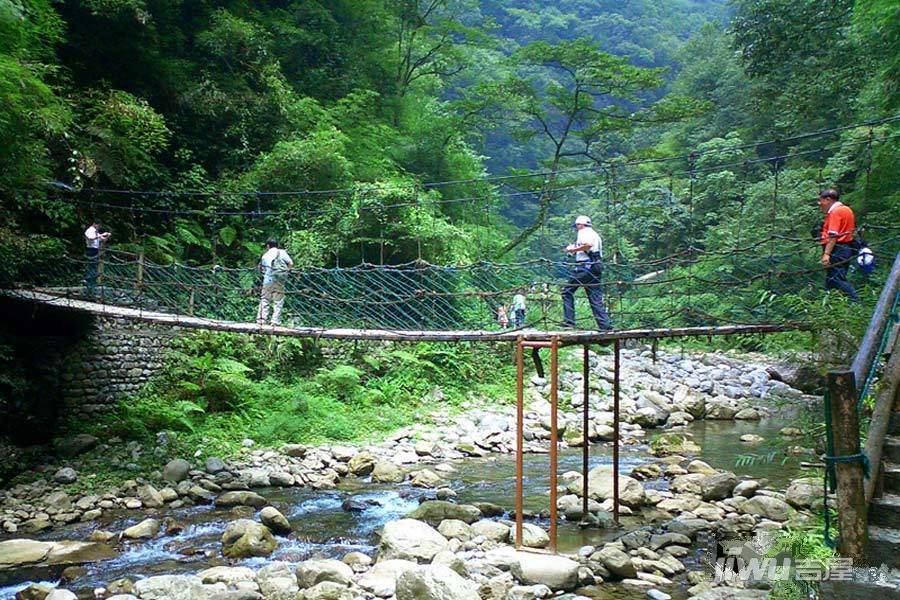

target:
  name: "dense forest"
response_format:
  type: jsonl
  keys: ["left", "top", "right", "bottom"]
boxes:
{"left": 3, "top": 1, "right": 900, "bottom": 437}
{"left": 3, "top": 0, "right": 896, "bottom": 274}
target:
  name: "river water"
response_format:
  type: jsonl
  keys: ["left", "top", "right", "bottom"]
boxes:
{"left": 0, "top": 417, "right": 808, "bottom": 599}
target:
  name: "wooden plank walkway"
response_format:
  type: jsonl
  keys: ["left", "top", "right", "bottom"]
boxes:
{"left": 3, "top": 289, "right": 808, "bottom": 343}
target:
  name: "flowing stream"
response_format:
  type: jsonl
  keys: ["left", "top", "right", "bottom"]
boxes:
{"left": 0, "top": 417, "right": 806, "bottom": 599}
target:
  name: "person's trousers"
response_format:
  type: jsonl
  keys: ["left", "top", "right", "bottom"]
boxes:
{"left": 84, "top": 248, "right": 99, "bottom": 297}
{"left": 257, "top": 281, "right": 286, "bottom": 324}
{"left": 562, "top": 264, "right": 612, "bottom": 329}
{"left": 825, "top": 244, "right": 859, "bottom": 302}
{"left": 514, "top": 309, "right": 525, "bottom": 328}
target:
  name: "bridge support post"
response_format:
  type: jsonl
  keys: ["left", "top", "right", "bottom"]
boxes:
{"left": 828, "top": 370, "right": 868, "bottom": 562}
{"left": 581, "top": 344, "right": 590, "bottom": 523}
{"left": 515, "top": 337, "right": 524, "bottom": 549}
{"left": 613, "top": 338, "right": 620, "bottom": 525}
{"left": 549, "top": 336, "right": 559, "bottom": 553}
{"left": 135, "top": 251, "right": 144, "bottom": 294}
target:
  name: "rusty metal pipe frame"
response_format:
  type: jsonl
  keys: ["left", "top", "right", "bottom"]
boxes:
{"left": 613, "top": 338, "right": 621, "bottom": 524}
{"left": 582, "top": 344, "right": 590, "bottom": 523}
{"left": 549, "top": 336, "right": 559, "bottom": 552}
{"left": 515, "top": 337, "right": 524, "bottom": 548}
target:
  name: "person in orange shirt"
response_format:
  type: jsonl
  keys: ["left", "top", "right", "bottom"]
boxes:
{"left": 817, "top": 189, "right": 859, "bottom": 301}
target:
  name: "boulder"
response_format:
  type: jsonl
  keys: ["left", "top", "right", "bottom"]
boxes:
{"left": 45, "top": 591, "right": 77, "bottom": 600}
{"left": 431, "top": 550, "right": 466, "bottom": 575}
{"left": 396, "top": 565, "right": 480, "bottom": 600}
{"left": 53, "top": 468, "right": 77, "bottom": 484}
{"left": 740, "top": 496, "right": 794, "bottom": 521}
{"left": 257, "top": 562, "right": 298, "bottom": 600}
{"left": 303, "top": 581, "right": 353, "bottom": 600}
{"left": 379, "top": 519, "right": 449, "bottom": 563}
{"left": 437, "top": 520, "right": 473, "bottom": 541}
{"left": 133, "top": 575, "right": 207, "bottom": 600}
{"left": 221, "top": 519, "right": 277, "bottom": 558}
{"left": 732, "top": 480, "right": 760, "bottom": 498}
{"left": 259, "top": 506, "right": 291, "bottom": 535}
{"left": 205, "top": 456, "right": 227, "bottom": 473}
{"left": 0, "top": 539, "right": 52, "bottom": 569}
{"left": 216, "top": 491, "right": 268, "bottom": 508}
{"left": 408, "top": 501, "right": 481, "bottom": 526}
{"left": 197, "top": 566, "right": 256, "bottom": 585}
{"left": 359, "top": 559, "right": 419, "bottom": 597}
{"left": 347, "top": 452, "right": 375, "bottom": 477}
{"left": 122, "top": 518, "right": 160, "bottom": 540}
{"left": 137, "top": 484, "right": 164, "bottom": 508}
{"left": 163, "top": 459, "right": 191, "bottom": 483}
{"left": 700, "top": 472, "right": 738, "bottom": 501}
{"left": 521, "top": 523, "right": 549, "bottom": 549}
{"left": 55, "top": 434, "right": 98, "bottom": 457}
{"left": 510, "top": 551, "right": 580, "bottom": 591}
{"left": 15, "top": 583, "right": 55, "bottom": 600}
{"left": 410, "top": 469, "right": 444, "bottom": 488}
{"left": 593, "top": 545, "right": 637, "bottom": 579}
{"left": 296, "top": 559, "right": 354, "bottom": 588}
{"left": 785, "top": 478, "right": 819, "bottom": 509}
{"left": 372, "top": 461, "right": 405, "bottom": 483}
{"left": 470, "top": 519, "right": 509, "bottom": 542}
{"left": 571, "top": 466, "right": 645, "bottom": 507}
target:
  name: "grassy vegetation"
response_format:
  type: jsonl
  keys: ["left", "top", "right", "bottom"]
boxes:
{"left": 77, "top": 332, "right": 516, "bottom": 460}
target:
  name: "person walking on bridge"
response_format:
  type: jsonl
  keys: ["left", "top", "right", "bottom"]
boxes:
{"left": 257, "top": 239, "right": 293, "bottom": 326}
{"left": 83, "top": 219, "right": 110, "bottom": 297}
{"left": 817, "top": 189, "right": 859, "bottom": 302}
{"left": 561, "top": 215, "right": 613, "bottom": 330}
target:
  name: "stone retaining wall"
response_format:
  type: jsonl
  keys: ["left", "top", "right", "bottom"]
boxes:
{"left": 58, "top": 316, "right": 179, "bottom": 417}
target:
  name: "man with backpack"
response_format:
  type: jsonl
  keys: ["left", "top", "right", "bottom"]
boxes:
{"left": 817, "top": 189, "right": 859, "bottom": 302}
{"left": 257, "top": 239, "right": 294, "bottom": 326}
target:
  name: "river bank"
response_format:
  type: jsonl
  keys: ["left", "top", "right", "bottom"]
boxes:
{"left": 0, "top": 347, "right": 824, "bottom": 599}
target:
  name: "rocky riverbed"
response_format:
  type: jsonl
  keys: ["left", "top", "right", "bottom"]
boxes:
{"left": 0, "top": 347, "right": 823, "bottom": 600}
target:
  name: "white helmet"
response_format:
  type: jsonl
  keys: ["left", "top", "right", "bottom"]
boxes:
{"left": 574, "top": 215, "right": 592, "bottom": 227}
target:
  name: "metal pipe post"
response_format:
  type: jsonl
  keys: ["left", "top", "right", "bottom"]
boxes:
{"left": 515, "top": 338, "right": 524, "bottom": 548}
{"left": 613, "top": 339, "right": 621, "bottom": 524}
{"left": 582, "top": 344, "right": 590, "bottom": 521}
{"left": 549, "top": 336, "right": 559, "bottom": 552}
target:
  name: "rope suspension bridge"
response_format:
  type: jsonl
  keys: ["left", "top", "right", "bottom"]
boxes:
{"left": 7, "top": 118, "right": 900, "bottom": 343}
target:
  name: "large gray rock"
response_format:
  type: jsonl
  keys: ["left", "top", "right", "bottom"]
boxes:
{"left": 408, "top": 501, "right": 481, "bottom": 526}
{"left": 259, "top": 506, "right": 291, "bottom": 535}
{"left": 205, "top": 457, "right": 227, "bottom": 474}
{"left": 470, "top": 520, "right": 510, "bottom": 542}
{"left": 740, "top": 496, "right": 795, "bottom": 521}
{"left": 137, "top": 484, "right": 164, "bottom": 508}
{"left": 348, "top": 452, "right": 376, "bottom": 476}
{"left": 121, "top": 518, "right": 160, "bottom": 540}
{"left": 593, "top": 545, "right": 637, "bottom": 579}
{"left": 569, "top": 466, "right": 645, "bottom": 507}
{"left": 257, "top": 562, "right": 298, "bottom": 600}
{"left": 510, "top": 551, "right": 580, "bottom": 591}
{"left": 53, "top": 468, "right": 77, "bottom": 484}
{"left": 359, "top": 559, "right": 419, "bottom": 597}
{"left": 396, "top": 565, "right": 480, "bottom": 600}
{"left": 0, "top": 539, "right": 51, "bottom": 569}
{"left": 379, "top": 519, "right": 449, "bottom": 563}
{"left": 303, "top": 581, "right": 353, "bottom": 600}
{"left": 132, "top": 575, "right": 207, "bottom": 600}
{"left": 372, "top": 461, "right": 405, "bottom": 483}
{"left": 296, "top": 559, "right": 353, "bottom": 588}
{"left": 197, "top": 566, "right": 256, "bottom": 585}
{"left": 221, "top": 520, "right": 276, "bottom": 558}
{"left": 700, "top": 472, "right": 738, "bottom": 501}
{"left": 45, "top": 591, "right": 78, "bottom": 600}
{"left": 55, "top": 434, "right": 98, "bottom": 457}
{"left": 215, "top": 491, "right": 268, "bottom": 508}
{"left": 785, "top": 478, "right": 819, "bottom": 509}
{"left": 520, "top": 523, "right": 549, "bottom": 549}
{"left": 437, "top": 520, "right": 473, "bottom": 541}
{"left": 163, "top": 459, "right": 191, "bottom": 483}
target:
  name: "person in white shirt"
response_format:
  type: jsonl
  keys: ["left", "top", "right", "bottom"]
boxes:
{"left": 256, "top": 239, "right": 293, "bottom": 326}
{"left": 511, "top": 289, "right": 527, "bottom": 328}
{"left": 561, "top": 215, "right": 612, "bottom": 330}
{"left": 83, "top": 219, "right": 110, "bottom": 297}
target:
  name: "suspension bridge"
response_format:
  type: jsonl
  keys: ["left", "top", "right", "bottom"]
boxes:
{"left": 6, "top": 117, "right": 900, "bottom": 343}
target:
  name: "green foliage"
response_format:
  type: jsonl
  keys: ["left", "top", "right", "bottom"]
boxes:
{"left": 86, "top": 332, "right": 513, "bottom": 455}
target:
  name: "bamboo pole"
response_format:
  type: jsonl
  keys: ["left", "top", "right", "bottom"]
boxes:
{"left": 828, "top": 370, "right": 868, "bottom": 561}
